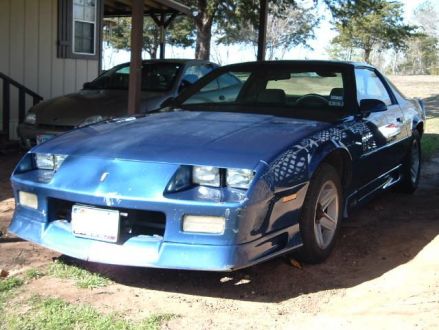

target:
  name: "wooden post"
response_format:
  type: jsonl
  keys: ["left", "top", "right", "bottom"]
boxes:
{"left": 159, "top": 13, "right": 165, "bottom": 59}
{"left": 257, "top": 0, "right": 268, "bottom": 61}
{"left": 127, "top": 0, "right": 144, "bottom": 115}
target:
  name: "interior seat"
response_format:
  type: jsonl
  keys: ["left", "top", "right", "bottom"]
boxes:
{"left": 256, "top": 89, "right": 286, "bottom": 104}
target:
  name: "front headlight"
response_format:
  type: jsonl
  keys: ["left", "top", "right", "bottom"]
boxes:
{"left": 77, "top": 115, "right": 105, "bottom": 128}
{"left": 193, "top": 166, "right": 220, "bottom": 187}
{"left": 167, "top": 166, "right": 255, "bottom": 193}
{"left": 24, "top": 112, "right": 36, "bottom": 125}
{"left": 226, "top": 168, "right": 254, "bottom": 189}
{"left": 34, "top": 153, "right": 67, "bottom": 171}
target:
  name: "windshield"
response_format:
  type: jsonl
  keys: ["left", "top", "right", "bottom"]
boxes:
{"left": 86, "top": 62, "right": 182, "bottom": 91}
{"left": 180, "top": 66, "right": 348, "bottom": 121}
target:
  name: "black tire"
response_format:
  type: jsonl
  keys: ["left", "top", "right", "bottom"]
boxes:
{"left": 295, "top": 163, "right": 342, "bottom": 264}
{"left": 398, "top": 131, "right": 421, "bottom": 194}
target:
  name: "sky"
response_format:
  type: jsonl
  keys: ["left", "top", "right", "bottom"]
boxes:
{"left": 102, "top": 0, "right": 437, "bottom": 69}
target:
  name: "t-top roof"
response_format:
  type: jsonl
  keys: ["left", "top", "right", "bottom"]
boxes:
{"left": 104, "top": 0, "right": 192, "bottom": 17}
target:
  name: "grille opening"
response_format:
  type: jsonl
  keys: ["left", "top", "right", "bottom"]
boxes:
{"left": 48, "top": 198, "right": 166, "bottom": 238}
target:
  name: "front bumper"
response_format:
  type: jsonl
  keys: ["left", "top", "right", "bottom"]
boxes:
{"left": 9, "top": 207, "right": 301, "bottom": 271}
{"left": 9, "top": 213, "right": 240, "bottom": 271}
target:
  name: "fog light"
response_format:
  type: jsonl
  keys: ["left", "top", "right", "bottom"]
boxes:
{"left": 183, "top": 215, "right": 225, "bottom": 234}
{"left": 19, "top": 191, "right": 38, "bottom": 209}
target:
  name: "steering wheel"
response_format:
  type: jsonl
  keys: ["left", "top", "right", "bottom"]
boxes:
{"left": 295, "top": 93, "right": 328, "bottom": 106}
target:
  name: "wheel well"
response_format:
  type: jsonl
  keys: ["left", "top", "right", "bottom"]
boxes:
{"left": 322, "top": 150, "right": 352, "bottom": 190}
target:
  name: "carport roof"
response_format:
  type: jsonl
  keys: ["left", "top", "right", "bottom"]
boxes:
{"left": 104, "top": 0, "right": 192, "bottom": 17}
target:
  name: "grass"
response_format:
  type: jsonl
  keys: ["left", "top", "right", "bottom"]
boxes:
{"left": 48, "top": 260, "right": 110, "bottom": 289}
{"left": 0, "top": 276, "right": 25, "bottom": 324}
{"left": 423, "top": 117, "right": 439, "bottom": 160}
{"left": 0, "top": 277, "right": 24, "bottom": 293}
{"left": 422, "top": 134, "right": 439, "bottom": 160}
{"left": 2, "top": 295, "right": 176, "bottom": 330}
{"left": 26, "top": 268, "right": 46, "bottom": 280}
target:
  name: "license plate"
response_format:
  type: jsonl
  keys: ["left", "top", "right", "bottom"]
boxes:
{"left": 36, "top": 134, "right": 55, "bottom": 144}
{"left": 71, "top": 205, "right": 120, "bottom": 243}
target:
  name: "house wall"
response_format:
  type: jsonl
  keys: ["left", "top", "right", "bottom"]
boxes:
{"left": 0, "top": 0, "right": 99, "bottom": 140}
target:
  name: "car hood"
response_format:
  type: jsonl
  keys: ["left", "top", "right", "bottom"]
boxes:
{"left": 34, "top": 110, "right": 332, "bottom": 169}
{"left": 34, "top": 89, "right": 168, "bottom": 127}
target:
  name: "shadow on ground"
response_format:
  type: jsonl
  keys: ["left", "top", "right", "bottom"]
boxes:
{"left": 423, "top": 94, "right": 439, "bottom": 117}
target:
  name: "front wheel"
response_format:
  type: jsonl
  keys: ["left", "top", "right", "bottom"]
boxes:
{"left": 398, "top": 131, "right": 421, "bottom": 194}
{"left": 296, "top": 163, "right": 342, "bottom": 264}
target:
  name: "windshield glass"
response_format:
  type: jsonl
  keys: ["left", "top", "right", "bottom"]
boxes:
{"left": 181, "top": 66, "right": 348, "bottom": 120}
{"left": 87, "top": 62, "right": 182, "bottom": 91}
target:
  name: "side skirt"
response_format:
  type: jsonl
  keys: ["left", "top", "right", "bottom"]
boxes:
{"left": 343, "top": 164, "right": 402, "bottom": 218}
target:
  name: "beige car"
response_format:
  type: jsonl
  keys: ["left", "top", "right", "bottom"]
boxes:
{"left": 18, "top": 59, "right": 217, "bottom": 147}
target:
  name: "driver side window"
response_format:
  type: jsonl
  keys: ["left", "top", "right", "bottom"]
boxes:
{"left": 355, "top": 69, "right": 393, "bottom": 106}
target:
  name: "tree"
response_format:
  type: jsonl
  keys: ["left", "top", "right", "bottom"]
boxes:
{"left": 398, "top": 1, "right": 439, "bottom": 74}
{"left": 103, "top": 16, "right": 194, "bottom": 59}
{"left": 399, "top": 35, "right": 439, "bottom": 74}
{"left": 104, "top": 17, "right": 158, "bottom": 59}
{"left": 326, "top": 0, "right": 416, "bottom": 63}
{"left": 177, "top": 0, "right": 317, "bottom": 60}
{"left": 217, "top": 1, "right": 320, "bottom": 60}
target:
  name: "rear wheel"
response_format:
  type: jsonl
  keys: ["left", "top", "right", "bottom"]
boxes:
{"left": 296, "top": 163, "right": 342, "bottom": 264}
{"left": 399, "top": 131, "right": 421, "bottom": 194}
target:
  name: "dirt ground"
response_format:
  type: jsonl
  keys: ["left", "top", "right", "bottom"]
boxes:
{"left": 1, "top": 76, "right": 438, "bottom": 329}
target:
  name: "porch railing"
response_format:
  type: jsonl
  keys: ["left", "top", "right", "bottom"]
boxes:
{"left": 0, "top": 72, "right": 43, "bottom": 139}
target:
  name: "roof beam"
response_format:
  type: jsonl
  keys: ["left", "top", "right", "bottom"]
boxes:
{"left": 151, "top": 0, "right": 191, "bottom": 16}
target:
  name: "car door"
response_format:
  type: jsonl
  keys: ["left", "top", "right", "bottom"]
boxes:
{"left": 354, "top": 67, "right": 409, "bottom": 191}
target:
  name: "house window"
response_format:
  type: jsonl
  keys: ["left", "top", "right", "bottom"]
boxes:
{"left": 58, "top": 0, "right": 101, "bottom": 59}
{"left": 73, "top": 0, "right": 96, "bottom": 55}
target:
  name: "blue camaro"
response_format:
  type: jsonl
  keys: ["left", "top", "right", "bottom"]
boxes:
{"left": 9, "top": 61, "right": 425, "bottom": 271}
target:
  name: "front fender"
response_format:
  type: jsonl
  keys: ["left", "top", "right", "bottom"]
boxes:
{"left": 308, "top": 141, "right": 352, "bottom": 179}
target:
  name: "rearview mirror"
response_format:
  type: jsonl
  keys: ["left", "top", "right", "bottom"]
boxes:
{"left": 266, "top": 72, "right": 291, "bottom": 81}
{"left": 360, "top": 99, "right": 387, "bottom": 113}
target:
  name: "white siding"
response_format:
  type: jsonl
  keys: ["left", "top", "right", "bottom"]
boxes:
{"left": 0, "top": 0, "right": 99, "bottom": 140}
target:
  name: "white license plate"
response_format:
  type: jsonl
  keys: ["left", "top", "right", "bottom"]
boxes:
{"left": 71, "top": 205, "right": 120, "bottom": 243}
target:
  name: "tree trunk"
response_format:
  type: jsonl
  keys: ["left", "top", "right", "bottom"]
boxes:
{"left": 194, "top": 0, "right": 216, "bottom": 60}
{"left": 150, "top": 47, "right": 157, "bottom": 59}
{"left": 195, "top": 23, "right": 212, "bottom": 60}
{"left": 364, "top": 48, "right": 372, "bottom": 63}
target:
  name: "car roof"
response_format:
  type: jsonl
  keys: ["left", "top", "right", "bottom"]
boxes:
{"left": 115, "top": 59, "right": 215, "bottom": 67}
{"left": 218, "top": 60, "right": 375, "bottom": 70}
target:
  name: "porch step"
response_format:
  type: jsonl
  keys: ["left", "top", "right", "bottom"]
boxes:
{"left": 0, "top": 131, "right": 20, "bottom": 154}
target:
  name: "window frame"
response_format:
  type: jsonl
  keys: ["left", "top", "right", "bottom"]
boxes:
{"left": 354, "top": 67, "right": 397, "bottom": 107}
{"left": 57, "top": 0, "right": 103, "bottom": 60}
{"left": 72, "top": 0, "right": 97, "bottom": 56}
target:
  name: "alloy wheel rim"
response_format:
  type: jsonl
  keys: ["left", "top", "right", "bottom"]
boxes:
{"left": 313, "top": 180, "right": 339, "bottom": 249}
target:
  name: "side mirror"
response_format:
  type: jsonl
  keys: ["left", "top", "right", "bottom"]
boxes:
{"left": 360, "top": 99, "right": 387, "bottom": 113}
